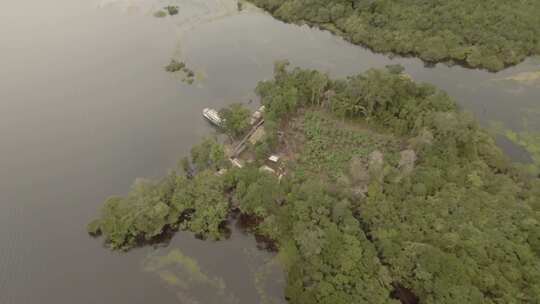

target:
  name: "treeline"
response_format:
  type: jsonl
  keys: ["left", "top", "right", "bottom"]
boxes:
{"left": 87, "top": 137, "right": 230, "bottom": 250}
{"left": 239, "top": 63, "right": 540, "bottom": 303}
{"left": 246, "top": 0, "right": 540, "bottom": 71}
{"left": 89, "top": 64, "right": 540, "bottom": 303}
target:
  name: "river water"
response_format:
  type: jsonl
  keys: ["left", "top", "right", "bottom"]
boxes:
{"left": 1, "top": 0, "right": 539, "bottom": 303}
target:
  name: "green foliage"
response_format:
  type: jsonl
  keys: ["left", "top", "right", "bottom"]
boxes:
{"left": 93, "top": 175, "right": 177, "bottom": 250}
{"left": 225, "top": 168, "right": 397, "bottom": 303}
{"left": 87, "top": 219, "right": 102, "bottom": 236}
{"left": 164, "top": 59, "right": 185, "bottom": 72}
{"left": 172, "top": 171, "right": 229, "bottom": 240}
{"left": 505, "top": 130, "right": 540, "bottom": 175}
{"left": 247, "top": 0, "right": 540, "bottom": 71}
{"left": 385, "top": 64, "right": 405, "bottom": 75}
{"left": 190, "top": 137, "right": 227, "bottom": 172}
{"left": 229, "top": 166, "right": 284, "bottom": 217}
{"left": 88, "top": 139, "right": 229, "bottom": 250}
{"left": 144, "top": 249, "right": 221, "bottom": 287}
{"left": 143, "top": 248, "right": 238, "bottom": 303}
{"left": 153, "top": 10, "right": 167, "bottom": 18}
{"left": 256, "top": 62, "right": 456, "bottom": 137}
{"left": 296, "top": 111, "right": 400, "bottom": 180}
{"left": 164, "top": 5, "right": 179, "bottom": 16}
{"left": 490, "top": 107, "right": 540, "bottom": 176}
{"left": 245, "top": 65, "right": 540, "bottom": 303}
{"left": 219, "top": 103, "right": 251, "bottom": 138}
{"left": 164, "top": 59, "right": 196, "bottom": 84}
{"left": 90, "top": 64, "right": 540, "bottom": 303}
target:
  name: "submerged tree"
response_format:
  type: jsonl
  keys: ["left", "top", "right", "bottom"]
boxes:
{"left": 164, "top": 5, "right": 179, "bottom": 16}
{"left": 164, "top": 59, "right": 185, "bottom": 72}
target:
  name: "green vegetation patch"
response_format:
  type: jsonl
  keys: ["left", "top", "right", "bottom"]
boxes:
{"left": 154, "top": 6, "right": 179, "bottom": 18}
{"left": 494, "top": 70, "right": 540, "bottom": 87}
{"left": 164, "top": 5, "right": 179, "bottom": 16}
{"left": 88, "top": 137, "right": 230, "bottom": 250}
{"left": 164, "top": 59, "right": 196, "bottom": 85}
{"left": 220, "top": 103, "right": 252, "bottom": 138}
{"left": 153, "top": 10, "right": 167, "bottom": 18}
{"left": 491, "top": 125, "right": 540, "bottom": 177}
{"left": 505, "top": 130, "right": 540, "bottom": 171}
{"left": 290, "top": 110, "right": 401, "bottom": 181}
{"left": 144, "top": 249, "right": 223, "bottom": 287}
{"left": 248, "top": 63, "right": 540, "bottom": 303}
{"left": 144, "top": 248, "right": 239, "bottom": 303}
{"left": 90, "top": 64, "right": 540, "bottom": 303}
{"left": 246, "top": 0, "right": 540, "bottom": 71}
{"left": 165, "top": 59, "right": 185, "bottom": 72}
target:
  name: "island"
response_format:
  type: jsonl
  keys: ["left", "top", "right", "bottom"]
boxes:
{"left": 88, "top": 63, "right": 540, "bottom": 303}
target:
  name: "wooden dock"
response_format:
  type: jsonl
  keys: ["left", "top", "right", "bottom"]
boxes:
{"left": 231, "top": 119, "right": 265, "bottom": 158}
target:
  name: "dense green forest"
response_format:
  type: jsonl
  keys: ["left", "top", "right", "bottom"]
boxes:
{"left": 89, "top": 64, "right": 540, "bottom": 303}
{"left": 246, "top": 0, "right": 540, "bottom": 71}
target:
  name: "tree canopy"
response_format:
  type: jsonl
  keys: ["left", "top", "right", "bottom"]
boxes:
{"left": 219, "top": 103, "right": 251, "bottom": 138}
{"left": 246, "top": 0, "right": 540, "bottom": 71}
{"left": 89, "top": 64, "right": 540, "bottom": 303}
{"left": 237, "top": 63, "right": 540, "bottom": 303}
{"left": 87, "top": 138, "right": 229, "bottom": 250}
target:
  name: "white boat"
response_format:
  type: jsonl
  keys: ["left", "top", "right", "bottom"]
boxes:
{"left": 203, "top": 108, "right": 223, "bottom": 126}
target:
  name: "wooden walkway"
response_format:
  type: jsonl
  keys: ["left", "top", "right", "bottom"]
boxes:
{"left": 231, "top": 119, "right": 265, "bottom": 158}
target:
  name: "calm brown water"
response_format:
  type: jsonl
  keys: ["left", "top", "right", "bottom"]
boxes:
{"left": 1, "top": 0, "right": 539, "bottom": 303}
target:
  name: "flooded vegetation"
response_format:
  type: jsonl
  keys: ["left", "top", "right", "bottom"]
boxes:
{"left": 496, "top": 71, "right": 540, "bottom": 87}
{"left": 143, "top": 248, "right": 238, "bottom": 303}
{"left": 164, "top": 5, "right": 179, "bottom": 16}
{"left": 246, "top": 0, "right": 540, "bottom": 71}
{"left": 490, "top": 105, "right": 540, "bottom": 176}
{"left": 153, "top": 10, "right": 167, "bottom": 18}
{"left": 90, "top": 63, "right": 540, "bottom": 303}
{"left": 2, "top": 0, "right": 540, "bottom": 303}
{"left": 165, "top": 59, "right": 195, "bottom": 84}
{"left": 154, "top": 5, "right": 179, "bottom": 17}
